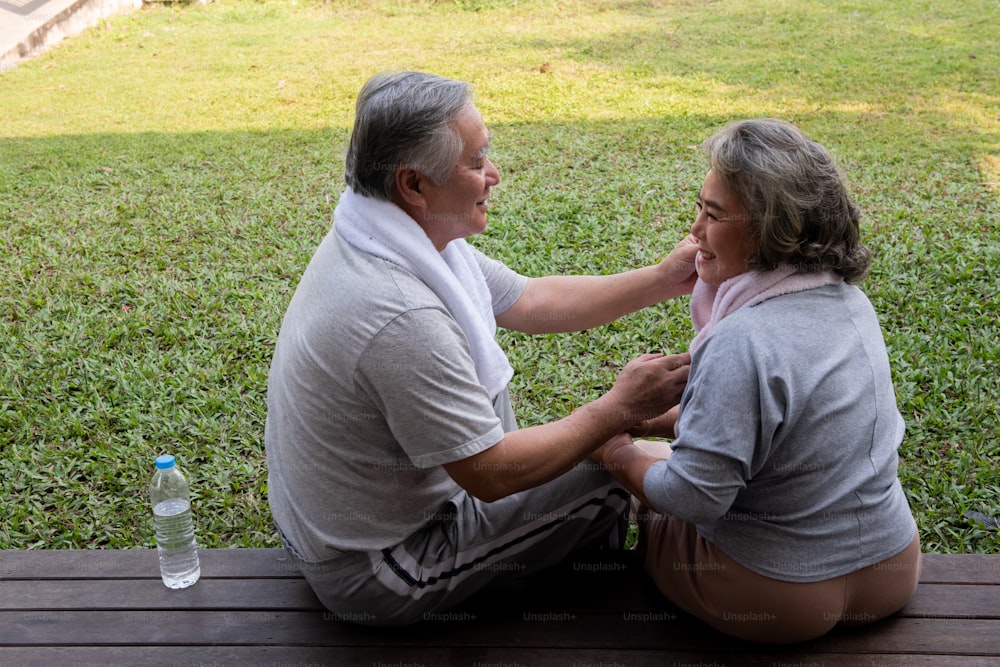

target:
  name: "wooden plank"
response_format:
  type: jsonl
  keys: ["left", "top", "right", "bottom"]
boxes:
{"left": 0, "top": 554, "right": 667, "bottom": 614}
{"left": 2, "top": 646, "right": 999, "bottom": 667}
{"left": 798, "top": 617, "right": 1000, "bottom": 655}
{"left": 0, "top": 548, "right": 298, "bottom": 580}
{"left": 5, "top": 548, "right": 999, "bottom": 584}
{"left": 0, "top": 578, "right": 322, "bottom": 610}
{"left": 1, "top": 646, "right": 998, "bottom": 667}
{"left": 14, "top": 576, "right": 993, "bottom": 620}
{"left": 899, "top": 583, "right": 1000, "bottom": 619}
{"left": 0, "top": 547, "right": 645, "bottom": 582}
{"left": 0, "top": 609, "right": 747, "bottom": 648}
{"left": 5, "top": 549, "right": 1000, "bottom": 617}
{"left": 0, "top": 548, "right": 673, "bottom": 613}
{"left": 919, "top": 553, "right": 1000, "bottom": 584}
{"left": 3, "top": 609, "right": 1000, "bottom": 655}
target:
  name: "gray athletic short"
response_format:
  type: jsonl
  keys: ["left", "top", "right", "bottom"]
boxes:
{"left": 279, "top": 461, "right": 629, "bottom": 626}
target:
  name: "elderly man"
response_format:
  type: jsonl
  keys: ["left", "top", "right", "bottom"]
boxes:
{"left": 265, "top": 71, "right": 696, "bottom": 626}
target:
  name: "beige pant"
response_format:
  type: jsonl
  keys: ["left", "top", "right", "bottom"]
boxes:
{"left": 636, "top": 506, "right": 922, "bottom": 644}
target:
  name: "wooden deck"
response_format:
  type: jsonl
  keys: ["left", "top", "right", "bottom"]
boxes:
{"left": 2, "top": 547, "right": 999, "bottom": 666}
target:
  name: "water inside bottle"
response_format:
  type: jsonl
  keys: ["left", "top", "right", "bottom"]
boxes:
{"left": 153, "top": 498, "right": 200, "bottom": 589}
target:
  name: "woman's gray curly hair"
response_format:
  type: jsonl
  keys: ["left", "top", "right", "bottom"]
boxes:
{"left": 702, "top": 118, "right": 870, "bottom": 284}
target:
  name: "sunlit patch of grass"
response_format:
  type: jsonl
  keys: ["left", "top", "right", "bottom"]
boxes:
{"left": 980, "top": 155, "right": 1000, "bottom": 192}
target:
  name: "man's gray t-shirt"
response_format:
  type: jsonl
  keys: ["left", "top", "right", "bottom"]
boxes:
{"left": 265, "top": 230, "right": 528, "bottom": 561}
{"left": 644, "top": 283, "right": 917, "bottom": 582}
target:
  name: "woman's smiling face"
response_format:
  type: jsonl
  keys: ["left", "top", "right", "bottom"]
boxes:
{"left": 691, "top": 169, "right": 757, "bottom": 286}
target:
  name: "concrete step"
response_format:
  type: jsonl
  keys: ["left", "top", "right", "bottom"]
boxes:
{"left": 0, "top": 0, "right": 142, "bottom": 72}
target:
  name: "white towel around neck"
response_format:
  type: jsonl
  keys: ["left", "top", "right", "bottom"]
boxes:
{"left": 333, "top": 187, "right": 513, "bottom": 398}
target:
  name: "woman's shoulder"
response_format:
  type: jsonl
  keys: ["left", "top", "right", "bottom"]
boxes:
{"left": 708, "top": 283, "right": 873, "bottom": 350}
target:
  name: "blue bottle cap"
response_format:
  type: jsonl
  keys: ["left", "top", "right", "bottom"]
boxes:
{"left": 155, "top": 454, "right": 176, "bottom": 470}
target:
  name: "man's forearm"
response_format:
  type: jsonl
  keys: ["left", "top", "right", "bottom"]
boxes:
{"left": 508, "top": 266, "right": 679, "bottom": 334}
{"left": 444, "top": 392, "right": 637, "bottom": 502}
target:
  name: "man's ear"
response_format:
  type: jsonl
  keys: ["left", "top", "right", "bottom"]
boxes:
{"left": 394, "top": 167, "right": 426, "bottom": 208}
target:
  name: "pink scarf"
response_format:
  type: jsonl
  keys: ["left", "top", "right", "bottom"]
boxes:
{"left": 689, "top": 262, "right": 843, "bottom": 353}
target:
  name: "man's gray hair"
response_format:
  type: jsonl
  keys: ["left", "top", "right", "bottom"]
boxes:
{"left": 702, "top": 118, "right": 870, "bottom": 284}
{"left": 345, "top": 71, "right": 473, "bottom": 201}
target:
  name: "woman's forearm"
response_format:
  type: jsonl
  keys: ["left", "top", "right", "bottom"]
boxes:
{"left": 601, "top": 442, "right": 663, "bottom": 508}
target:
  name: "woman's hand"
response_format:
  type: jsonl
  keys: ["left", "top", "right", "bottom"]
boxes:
{"left": 590, "top": 432, "right": 634, "bottom": 465}
{"left": 630, "top": 405, "right": 680, "bottom": 439}
{"left": 591, "top": 433, "right": 665, "bottom": 508}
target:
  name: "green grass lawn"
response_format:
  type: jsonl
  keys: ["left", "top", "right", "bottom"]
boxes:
{"left": 1, "top": 0, "right": 997, "bottom": 553}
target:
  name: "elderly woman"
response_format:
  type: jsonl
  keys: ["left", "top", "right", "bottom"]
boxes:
{"left": 593, "top": 118, "right": 921, "bottom": 644}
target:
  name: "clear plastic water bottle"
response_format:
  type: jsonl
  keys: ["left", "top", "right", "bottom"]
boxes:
{"left": 149, "top": 454, "right": 200, "bottom": 589}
